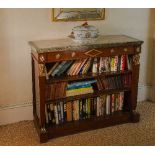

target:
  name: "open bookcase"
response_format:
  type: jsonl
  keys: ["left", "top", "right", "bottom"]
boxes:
{"left": 29, "top": 35, "right": 143, "bottom": 143}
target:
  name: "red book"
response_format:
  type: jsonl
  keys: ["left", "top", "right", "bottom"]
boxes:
{"left": 121, "top": 55, "right": 126, "bottom": 71}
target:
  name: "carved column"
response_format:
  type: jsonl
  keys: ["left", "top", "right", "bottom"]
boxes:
{"left": 38, "top": 54, "right": 48, "bottom": 142}
{"left": 131, "top": 54, "right": 140, "bottom": 110}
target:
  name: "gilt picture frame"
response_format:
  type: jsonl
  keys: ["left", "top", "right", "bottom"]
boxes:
{"left": 52, "top": 8, "right": 105, "bottom": 22}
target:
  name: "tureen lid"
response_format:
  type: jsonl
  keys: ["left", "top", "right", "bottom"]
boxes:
{"left": 72, "top": 22, "right": 97, "bottom": 31}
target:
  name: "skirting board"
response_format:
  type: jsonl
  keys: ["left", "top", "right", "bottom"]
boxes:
{"left": 0, "top": 102, "right": 33, "bottom": 125}
{"left": 0, "top": 84, "right": 154, "bottom": 126}
{"left": 149, "top": 86, "right": 155, "bottom": 102}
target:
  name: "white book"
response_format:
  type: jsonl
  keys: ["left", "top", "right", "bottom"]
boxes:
{"left": 92, "top": 58, "right": 98, "bottom": 73}
{"left": 60, "top": 102, "right": 64, "bottom": 123}
{"left": 119, "top": 92, "right": 124, "bottom": 110}
{"left": 106, "top": 95, "right": 110, "bottom": 115}
{"left": 54, "top": 105, "right": 59, "bottom": 125}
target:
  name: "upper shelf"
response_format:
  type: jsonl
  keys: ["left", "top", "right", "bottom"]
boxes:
{"left": 46, "top": 70, "right": 132, "bottom": 84}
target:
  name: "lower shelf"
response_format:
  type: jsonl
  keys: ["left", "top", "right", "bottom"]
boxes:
{"left": 35, "top": 111, "right": 140, "bottom": 142}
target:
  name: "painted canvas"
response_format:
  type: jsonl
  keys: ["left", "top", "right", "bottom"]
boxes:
{"left": 52, "top": 8, "right": 105, "bottom": 21}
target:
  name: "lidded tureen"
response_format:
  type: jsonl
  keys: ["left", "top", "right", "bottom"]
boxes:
{"left": 69, "top": 22, "right": 99, "bottom": 43}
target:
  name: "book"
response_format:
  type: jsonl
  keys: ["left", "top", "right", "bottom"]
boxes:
{"left": 67, "top": 80, "right": 97, "bottom": 90}
{"left": 66, "top": 86, "right": 94, "bottom": 97}
{"left": 81, "top": 58, "right": 92, "bottom": 75}
{"left": 92, "top": 58, "right": 98, "bottom": 73}
{"left": 54, "top": 105, "right": 59, "bottom": 125}
{"left": 56, "top": 60, "right": 73, "bottom": 76}
{"left": 120, "top": 55, "right": 126, "bottom": 71}
{"left": 67, "top": 60, "right": 80, "bottom": 76}
{"left": 47, "top": 62, "right": 60, "bottom": 76}
{"left": 119, "top": 92, "right": 124, "bottom": 110}
{"left": 51, "top": 61, "right": 67, "bottom": 76}
{"left": 75, "top": 59, "right": 88, "bottom": 75}
{"left": 106, "top": 95, "right": 110, "bottom": 115}
{"left": 66, "top": 102, "right": 72, "bottom": 122}
{"left": 111, "top": 94, "right": 115, "bottom": 113}
{"left": 63, "top": 102, "right": 67, "bottom": 122}
{"left": 49, "top": 103, "right": 56, "bottom": 124}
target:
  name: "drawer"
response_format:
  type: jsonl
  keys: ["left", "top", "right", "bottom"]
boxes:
{"left": 105, "top": 46, "right": 135, "bottom": 56}
{"left": 45, "top": 46, "right": 135, "bottom": 62}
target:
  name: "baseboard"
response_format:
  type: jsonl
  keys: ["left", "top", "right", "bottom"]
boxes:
{"left": 149, "top": 86, "right": 155, "bottom": 102}
{"left": 0, "top": 84, "right": 154, "bottom": 125}
{"left": 0, "top": 102, "right": 33, "bottom": 125}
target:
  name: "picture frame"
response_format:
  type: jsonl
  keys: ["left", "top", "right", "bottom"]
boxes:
{"left": 52, "top": 8, "right": 105, "bottom": 22}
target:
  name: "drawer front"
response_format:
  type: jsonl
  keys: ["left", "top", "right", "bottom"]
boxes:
{"left": 45, "top": 46, "right": 135, "bottom": 62}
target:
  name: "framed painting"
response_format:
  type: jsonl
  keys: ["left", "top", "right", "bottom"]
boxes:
{"left": 52, "top": 8, "right": 105, "bottom": 22}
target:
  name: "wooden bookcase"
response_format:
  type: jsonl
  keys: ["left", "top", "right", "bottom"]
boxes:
{"left": 29, "top": 35, "right": 143, "bottom": 143}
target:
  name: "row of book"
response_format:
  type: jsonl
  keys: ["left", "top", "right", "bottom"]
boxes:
{"left": 45, "top": 55, "right": 132, "bottom": 79}
{"left": 45, "top": 92, "right": 124, "bottom": 125}
{"left": 99, "top": 55, "right": 132, "bottom": 73}
{"left": 97, "top": 74, "right": 131, "bottom": 90}
{"left": 45, "top": 75, "right": 131, "bottom": 100}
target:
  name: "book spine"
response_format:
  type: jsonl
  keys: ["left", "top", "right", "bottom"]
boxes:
{"left": 92, "top": 58, "right": 98, "bottom": 74}
{"left": 54, "top": 105, "right": 59, "bottom": 125}
{"left": 106, "top": 95, "right": 110, "bottom": 115}
{"left": 50, "top": 103, "right": 56, "bottom": 124}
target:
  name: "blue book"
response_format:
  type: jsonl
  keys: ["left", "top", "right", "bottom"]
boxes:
{"left": 56, "top": 61, "right": 73, "bottom": 76}
{"left": 67, "top": 80, "right": 97, "bottom": 89}
{"left": 51, "top": 61, "right": 67, "bottom": 76}
{"left": 67, "top": 84, "right": 91, "bottom": 90}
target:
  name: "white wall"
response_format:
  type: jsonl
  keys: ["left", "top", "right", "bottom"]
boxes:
{"left": 0, "top": 8, "right": 154, "bottom": 125}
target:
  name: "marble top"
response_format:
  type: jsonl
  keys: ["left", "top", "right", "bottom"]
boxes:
{"left": 29, "top": 35, "right": 143, "bottom": 53}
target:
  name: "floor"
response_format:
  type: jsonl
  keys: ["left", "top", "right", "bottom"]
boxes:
{"left": 0, "top": 101, "right": 155, "bottom": 146}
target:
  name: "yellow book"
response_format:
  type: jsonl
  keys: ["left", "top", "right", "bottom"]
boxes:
{"left": 66, "top": 87, "right": 93, "bottom": 96}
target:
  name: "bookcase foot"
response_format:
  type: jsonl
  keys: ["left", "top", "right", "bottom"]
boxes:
{"left": 40, "top": 127, "right": 48, "bottom": 143}
{"left": 130, "top": 111, "right": 140, "bottom": 123}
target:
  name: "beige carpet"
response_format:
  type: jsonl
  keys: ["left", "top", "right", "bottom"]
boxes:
{"left": 0, "top": 101, "right": 155, "bottom": 146}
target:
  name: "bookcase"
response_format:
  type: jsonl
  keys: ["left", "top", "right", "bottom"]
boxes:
{"left": 29, "top": 35, "right": 143, "bottom": 143}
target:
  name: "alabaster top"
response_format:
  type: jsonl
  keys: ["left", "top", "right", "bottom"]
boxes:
{"left": 29, "top": 35, "right": 143, "bottom": 53}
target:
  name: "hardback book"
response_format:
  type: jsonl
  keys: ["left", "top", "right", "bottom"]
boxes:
{"left": 79, "top": 100, "right": 83, "bottom": 120}
{"left": 92, "top": 58, "right": 98, "bottom": 74}
{"left": 54, "top": 105, "right": 59, "bottom": 125}
{"left": 105, "top": 57, "right": 111, "bottom": 72}
{"left": 100, "top": 95, "right": 106, "bottom": 115}
{"left": 87, "top": 98, "right": 91, "bottom": 118}
{"left": 114, "top": 94, "right": 119, "bottom": 111}
{"left": 68, "top": 60, "right": 80, "bottom": 76}
{"left": 47, "top": 62, "right": 60, "bottom": 76}
{"left": 97, "top": 97, "right": 102, "bottom": 116}
{"left": 60, "top": 102, "right": 64, "bottom": 123}
{"left": 114, "top": 56, "right": 118, "bottom": 71}
{"left": 73, "top": 59, "right": 87, "bottom": 75}
{"left": 56, "top": 60, "right": 73, "bottom": 76}
{"left": 50, "top": 103, "right": 56, "bottom": 124}
{"left": 81, "top": 58, "right": 92, "bottom": 74}
{"left": 106, "top": 95, "right": 110, "bottom": 115}
{"left": 99, "top": 57, "right": 104, "bottom": 73}
{"left": 111, "top": 94, "right": 115, "bottom": 113}
{"left": 66, "top": 102, "right": 72, "bottom": 122}
{"left": 72, "top": 60, "right": 83, "bottom": 75}
{"left": 63, "top": 102, "right": 67, "bottom": 122}
{"left": 110, "top": 57, "right": 115, "bottom": 72}
{"left": 119, "top": 92, "right": 124, "bottom": 110}
{"left": 66, "top": 86, "right": 94, "bottom": 97}
{"left": 120, "top": 55, "right": 126, "bottom": 71}
{"left": 67, "top": 80, "right": 97, "bottom": 90}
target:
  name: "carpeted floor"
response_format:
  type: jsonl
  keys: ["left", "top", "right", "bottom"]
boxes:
{"left": 0, "top": 101, "right": 155, "bottom": 146}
